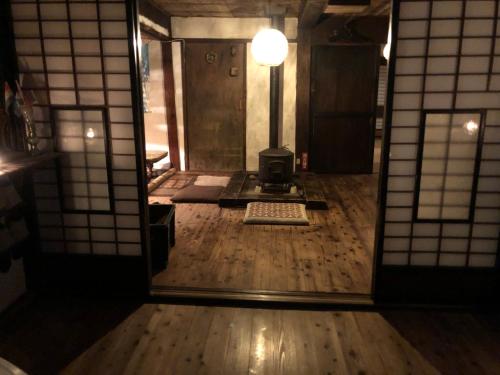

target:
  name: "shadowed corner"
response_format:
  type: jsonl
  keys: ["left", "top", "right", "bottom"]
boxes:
{"left": 380, "top": 310, "right": 500, "bottom": 375}
{"left": 0, "top": 295, "right": 146, "bottom": 375}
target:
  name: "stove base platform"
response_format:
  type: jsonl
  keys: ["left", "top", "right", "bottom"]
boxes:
{"left": 219, "top": 171, "right": 328, "bottom": 210}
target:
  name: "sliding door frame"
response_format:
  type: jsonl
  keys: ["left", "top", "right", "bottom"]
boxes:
{"left": 372, "top": 0, "right": 500, "bottom": 305}
{"left": 126, "top": 0, "right": 153, "bottom": 295}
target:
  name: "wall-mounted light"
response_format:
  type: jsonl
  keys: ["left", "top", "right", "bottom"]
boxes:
{"left": 463, "top": 120, "right": 479, "bottom": 136}
{"left": 86, "top": 127, "right": 95, "bottom": 139}
{"left": 251, "top": 28, "right": 288, "bottom": 66}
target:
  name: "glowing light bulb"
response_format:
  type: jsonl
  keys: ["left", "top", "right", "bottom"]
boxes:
{"left": 251, "top": 28, "right": 288, "bottom": 66}
{"left": 383, "top": 21, "right": 392, "bottom": 60}
{"left": 463, "top": 120, "right": 479, "bottom": 136}
{"left": 86, "top": 128, "right": 95, "bottom": 139}
{"left": 383, "top": 43, "right": 391, "bottom": 60}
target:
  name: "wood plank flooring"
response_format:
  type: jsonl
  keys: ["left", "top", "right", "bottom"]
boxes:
{"left": 2, "top": 297, "right": 500, "bottom": 375}
{"left": 58, "top": 304, "right": 500, "bottom": 375}
{"left": 150, "top": 174, "right": 377, "bottom": 294}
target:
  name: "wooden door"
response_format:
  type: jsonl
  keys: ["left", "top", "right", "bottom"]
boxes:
{"left": 184, "top": 41, "right": 245, "bottom": 171}
{"left": 310, "top": 45, "right": 379, "bottom": 173}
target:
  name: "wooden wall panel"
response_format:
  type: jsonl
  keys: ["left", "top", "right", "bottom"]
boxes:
{"left": 295, "top": 16, "right": 389, "bottom": 168}
{"left": 184, "top": 41, "right": 246, "bottom": 171}
{"left": 170, "top": 17, "right": 298, "bottom": 171}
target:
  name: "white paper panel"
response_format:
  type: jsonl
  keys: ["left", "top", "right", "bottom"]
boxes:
{"left": 432, "top": 1, "right": 463, "bottom": 18}
{"left": 114, "top": 186, "right": 138, "bottom": 200}
{"left": 383, "top": 0, "right": 500, "bottom": 267}
{"left": 399, "top": 1, "right": 430, "bottom": 19}
{"left": 69, "top": 3, "right": 97, "bottom": 19}
{"left": 425, "top": 75, "right": 456, "bottom": 92}
{"left": 411, "top": 253, "right": 438, "bottom": 266}
{"left": 93, "top": 242, "right": 117, "bottom": 255}
{"left": 412, "top": 238, "right": 439, "bottom": 252}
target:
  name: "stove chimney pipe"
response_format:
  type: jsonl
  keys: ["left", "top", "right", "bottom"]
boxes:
{"left": 269, "top": 15, "right": 284, "bottom": 149}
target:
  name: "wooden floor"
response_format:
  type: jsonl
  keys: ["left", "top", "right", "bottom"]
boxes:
{"left": 150, "top": 174, "right": 377, "bottom": 294}
{"left": 2, "top": 296, "right": 500, "bottom": 375}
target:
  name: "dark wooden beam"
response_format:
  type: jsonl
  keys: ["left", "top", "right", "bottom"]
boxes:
{"left": 329, "top": 0, "right": 370, "bottom": 4}
{"left": 139, "top": 0, "right": 171, "bottom": 31}
{"left": 325, "top": 0, "right": 390, "bottom": 16}
{"left": 348, "top": 0, "right": 390, "bottom": 18}
{"left": 140, "top": 25, "right": 168, "bottom": 41}
{"left": 299, "top": 0, "right": 329, "bottom": 29}
{"left": 295, "top": 27, "right": 312, "bottom": 168}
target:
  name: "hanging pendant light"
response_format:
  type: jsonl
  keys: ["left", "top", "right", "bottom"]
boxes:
{"left": 251, "top": 28, "right": 289, "bottom": 66}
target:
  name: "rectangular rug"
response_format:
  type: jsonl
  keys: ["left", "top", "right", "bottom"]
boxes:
{"left": 243, "top": 202, "right": 309, "bottom": 225}
{"left": 171, "top": 185, "right": 224, "bottom": 203}
{"left": 194, "top": 175, "right": 231, "bottom": 187}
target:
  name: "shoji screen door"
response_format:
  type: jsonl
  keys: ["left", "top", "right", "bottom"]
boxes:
{"left": 10, "top": 0, "right": 146, "bottom": 259}
{"left": 376, "top": 0, "right": 500, "bottom": 302}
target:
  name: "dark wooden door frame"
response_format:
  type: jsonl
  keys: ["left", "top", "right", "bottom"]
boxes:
{"left": 182, "top": 39, "right": 247, "bottom": 171}
{"left": 308, "top": 43, "right": 380, "bottom": 174}
{"left": 140, "top": 27, "right": 181, "bottom": 171}
{"left": 2, "top": 0, "right": 386, "bottom": 307}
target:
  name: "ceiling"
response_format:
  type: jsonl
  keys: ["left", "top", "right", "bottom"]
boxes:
{"left": 325, "top": 0, "right": 390, "bottom": 16}
{"left": 147, "top": 0, "right": 390, "bottom": 18}
{"left": 148, "top": 0, "right": 304, "bottom": 17}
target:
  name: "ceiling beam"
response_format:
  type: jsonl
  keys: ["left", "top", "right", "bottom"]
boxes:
{"left": 371, "top": 0, "right": 391, "bottom": 16}
{"left": 139, "top": 0, "right": 171, "bottom": 30}
{"left": 342, "top": 0, "right": 390, "bottom": 21}
{"left": 299, "top": 0, "right": 329, "bottom": 28}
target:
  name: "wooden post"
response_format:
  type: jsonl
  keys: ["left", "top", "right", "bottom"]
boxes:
{"left": 161, "top": 42, "right": 181, "bottom": 169}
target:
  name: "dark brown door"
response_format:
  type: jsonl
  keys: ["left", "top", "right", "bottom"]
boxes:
{"left": 184, "top": 41, "right": 245, "bottom": 171}
{"left": 310, "top": 45, "right": 379, "bottom": 173}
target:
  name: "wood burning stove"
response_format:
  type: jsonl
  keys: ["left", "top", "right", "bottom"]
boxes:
{"left": 258, "top": 147, "right": 294, "bottom": 192}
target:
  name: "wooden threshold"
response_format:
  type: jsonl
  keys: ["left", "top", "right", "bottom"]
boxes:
{"left": 150, "top": 286, "right": 374, "bottom": 307}
{"left": 149, "top": 287, "right": 484, "bottom": 311}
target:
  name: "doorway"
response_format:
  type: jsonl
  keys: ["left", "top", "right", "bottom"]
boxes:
{"left": 310, "top": 45, "right": 379, "bottom": 174}
{"left": 144, "top": 26, "right": 386, "bottom": 303}
{"left": 184, "top": 41, "right": 246, "bottom": 171}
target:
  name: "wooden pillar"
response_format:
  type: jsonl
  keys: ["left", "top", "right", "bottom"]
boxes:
{"left": 161, "top": 42, "right": 180, "bottom": 169}
{"left": 295, "top": 27, "right": 311, "bottom": 167}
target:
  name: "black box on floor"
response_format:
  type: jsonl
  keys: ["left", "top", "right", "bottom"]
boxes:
{"left": 149, "top": 204, "right": 176, "bottom": 273}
